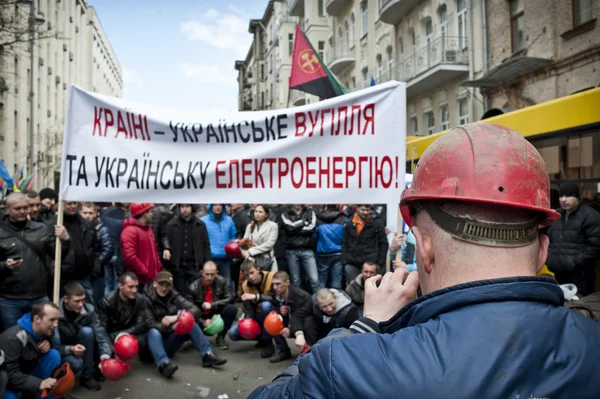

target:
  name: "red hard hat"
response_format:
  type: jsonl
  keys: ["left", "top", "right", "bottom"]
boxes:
{"left": 114, "top": 334, "right": 139, "bottom": 361}
{"left": 263, "top": 311, "right": 284, "bottom": 336}
{"left": 101, "top": 359, "right": 131, "bottom": 381}
{"left": 130, "top": 203, "right": 153, "bottom": 218}
{"left": 174, "top": 309, "right": 195, "bottom": 336}
{"left": 237, "top": 318, "right": 261, "bottom": 340}
{"left": 42, "top": 363, "right": 75, "bottom": 398}
{"left": 400, "top": 123, "right": 560, "bottom": 228}
{"left": 224, "top": 241, "right": 241, "bottom": 259}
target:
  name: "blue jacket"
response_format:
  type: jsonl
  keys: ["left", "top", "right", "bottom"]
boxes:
{"left": 200, "top": 204, "right": 236, "bottom": 259}
{"left": 313, "top": 209, "right": 347, "bottom": 254}
{"left": 249, "top": 277, "right": 600, "bottom": 398}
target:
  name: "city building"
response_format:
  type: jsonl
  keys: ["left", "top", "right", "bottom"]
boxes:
{"left": 0, "top": 0, "right": 122, "bottom": 189}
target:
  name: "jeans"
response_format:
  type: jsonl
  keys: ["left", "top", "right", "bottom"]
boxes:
{"left": 62, "top": 277, "right": 94, "bottom": 305}
{"left": 275, "top": 256, "right": 289, "bottom": 274}
{"left": 213, "top": 259, "right": 232, "bottom": 292}
{"left": 0, "top": 296, "right": 48, "bottom": 330}
{"left": 3, "top": 349, "right": 60, "bottom": 399}
{"left": 204, "top": 304, "right": 238, "bottom": 337}
{"left": 146, "top": 323, "right": 213, "bottom": 367}
{"left": 316, "top": 253, "right": 343, "bottom": 289}
{"left": 286, "top": 250, "right": 319, "bottom": 293}
{"left": 91, "top": 278, "right": 105, "bottom": 305}
{"left": 62, "top": 327, "right": 95, "bottom": 378}
{"left": 228, "top": 302, "right": 289, "bottom": 351}
{"left": 104, "top": 257, "right": 119, "bottom": 295}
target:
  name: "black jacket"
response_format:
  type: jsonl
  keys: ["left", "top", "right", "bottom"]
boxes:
{"left": 49, "top": 214, "right": 98, "bottom": 281}
{"left": 345, "top": 275, "right": 365, "bottom": 315}
{"left": 260, "top": 286, "right": 312, "bottom": 336}
{"left": 0, "top": 217, "right": 69, "bottom": 299}
{"left": 232, "top": 206, "right": 253, "bottom": 240}
{"left": 279, "top": 206, "right": 317, "bottom": 250}
{"left": 311, "top": 289, "right": 358, "bottom": 330}
{"left": 547, "top": 203, "right": 600, "bottom": 273}
{"left": 97, "top": 291, "right": 151, "bottom": 340}
{"left": 52, "top": 300, "right": 112, "bottom": 357}
{"left": 189, "top": 275, "right": 234, "bottom": 322}
{"left": 341, "top": 217, "right": 389, "bottom": 269}
{"left": 164, "top": 215, "right": 211, "bottom": 271}
{"left": 101, "top": 206, "right": 126, "bottom": 260}
{"left": 152, "top": 207, "right": 172, "bottom": 253}
{"left": 143, "top": 284, "right": 202, "bottom": 335}
{"left": 95, "top": 222, "right": 114, "bottom": 267}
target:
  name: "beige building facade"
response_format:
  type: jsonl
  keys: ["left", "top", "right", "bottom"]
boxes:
{"left": 0, "top": 0, "right": 122, "bottom": 189}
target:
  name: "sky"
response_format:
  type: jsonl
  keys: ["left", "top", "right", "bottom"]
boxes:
{"left": 89, "top": 0, "right": 268, "bottom": 111}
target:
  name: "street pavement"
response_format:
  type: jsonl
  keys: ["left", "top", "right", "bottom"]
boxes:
{"left": 72, "top": 338, "right": 295, "bottom": 399}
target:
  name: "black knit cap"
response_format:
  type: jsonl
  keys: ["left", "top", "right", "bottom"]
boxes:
{"left": 558, "top": 182, "right": 580, "bottom": 198}
{"left": 39, "top": 188, "right": 58, "bottom": 201}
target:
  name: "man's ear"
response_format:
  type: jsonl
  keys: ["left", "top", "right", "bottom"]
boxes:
{"left": 412, "top": 226, "right": 434, "bottom": 274}
{"left": 537, "top": 234, "right": 549, "bottom": 274}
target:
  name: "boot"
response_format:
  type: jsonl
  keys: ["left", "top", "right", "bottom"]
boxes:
{"left": 158, "top": 361, "right": 178, "bottom": 378}
{"left": 202, "top": 351, "right": 227, "bottom": 367}
{"left": 80, "top": 376, "right": 101, "bottom": 391}
{"left": 269, "top": 348, "right": 292, "bottom": 363}
{"left": 216, "top": 335, "right": 229, "bottom": 350}
{"left": 260, "top": 343, "right": 275, "bottom": 359}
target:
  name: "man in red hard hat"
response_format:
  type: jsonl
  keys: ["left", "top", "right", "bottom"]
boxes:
{"left": 121, "top": 203, "right": 163, "bottom": 290}
{"left": 249, "top": 123, "right": 600, "bottom": 399}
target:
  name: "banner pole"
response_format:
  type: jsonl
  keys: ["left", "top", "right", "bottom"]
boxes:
{"left": 53, "top": 200, "right": 64, "bottom": 305}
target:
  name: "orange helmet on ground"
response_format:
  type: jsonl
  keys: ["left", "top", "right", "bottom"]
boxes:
{"left": 114, "top": 334, "right": 139, "bottom": 361}
{"left": 263, "top": 311, "right": 284, "bottom": 336}
{"left": 41, "top": 363, "right": 75, "bottom": 398}
{"left": 101, "top": 358, "right": 131, "bottom": 381}
{"left": 174, "top": 309, "right": 195, "bottom": 336}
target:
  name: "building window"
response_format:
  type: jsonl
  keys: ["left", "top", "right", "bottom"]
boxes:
{"left": 387, "top": 48, "right": 394, "bottom": 80}
{"left": 573, "top": 0, "right": 593, "bottom": 26}
{"left": 345, "top": 20, "right": 350, "bottom": 49}
{"left": 260, "top": 64, "right": 265, "bottom": 80}
{"left": 510, "top": 0, "right": 525, "bottom": 52}
{"left": 362, "top": 69, "right": 369, "bottom": 88}
{"left": 351, "top": 77, "right": 356, "bottom": 91}
{"left": 350, "top": 13, "right": 356, "bottom": 43}
{"left": 408, "top": 116, "right": 418, "bottom": 135}
{"left": 439, "top": 5, "right": 448, "bottom": 40}
{"left": 318, "top": 0, "right": 324, "bottom": 17}
{"left": 288, "top": 33, "right": 294, "bottom": 56}
{"left": 362, "top": 4, "right": 368, "bottom": 37}
{"left": 338, "top": 27, "right": 344, "bottom": 53}
{"left": 318, "top": 41, "right": 325, "bottom": 60}
{"left": 398, "top": 37, "right": 404, "bottom": 62}
{"left": 261, "top": 92, "right": 265, "bottom": 109}
{"left": 423, "top": 111, "right": 435, "bottom": 135}
{"left": 439, "top": 103, "right": 449, "bottom": 131}
{"left": 457, "top": 97, "right": 469, "bottom": 125}
{"left": 376, "top": 55, "right": 383, "bottom": 82}
{"left": 456, "top": 0, "right": 468, "bottom": 48}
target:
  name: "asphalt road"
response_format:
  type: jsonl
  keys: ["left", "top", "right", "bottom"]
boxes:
{"left": 72, "top": 338, "right": 295, "bottom": 399}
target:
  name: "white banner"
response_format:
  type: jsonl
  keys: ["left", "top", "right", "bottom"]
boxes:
{"left": 60, "top": 82, "right": 406, "bottom": 228}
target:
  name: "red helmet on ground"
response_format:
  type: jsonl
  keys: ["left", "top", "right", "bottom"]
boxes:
{"left": 41, "top": 363, "right": 75, "bottom": 398}
{"left": 114, "top": 334, "right": 139, "bottom": 361}
{"left": 130, "top": 203, "right": 153, "bottom": 218}
{"left": 400, "top": 123, "right": 560, "bottom": 229}
{"left": 263, "top": 311, "right": 284, "bottom": 336}
{"left": 224, "top": 241, "right": 241, "bottom": 258}
{"left": 237, "top": 318, "right": 261, "bottom": 340}
{"left": 174, "top": 309, "right": 195, "bottom": 336}
{"left": 101, "top": 359, "right": 131, "bottom": 381}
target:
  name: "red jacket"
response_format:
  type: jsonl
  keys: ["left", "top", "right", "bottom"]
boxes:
{"left": 120, "top": 218, "right": 162, "bottom": 284}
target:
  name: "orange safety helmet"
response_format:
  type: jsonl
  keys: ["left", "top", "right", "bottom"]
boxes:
{"left": 400, "top": 123, "right": 559, "bottom": 244}
{"left": 114, "top": 334, "right": 139, "bottom": 361}
{"left": 263, "top": 311, "right": 284, "bottom": 336}
{"left": 41, "top": 363, "right": 75, "bottom": 398}
{"left": 174, "top": 309, "right": 195, "bottom": 336}
{"left": 101, "top": 358, "right": 132, "bottom": 381}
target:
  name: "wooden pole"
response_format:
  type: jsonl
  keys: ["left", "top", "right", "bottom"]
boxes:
{"left": 53, "top": 200, "right": 64, "bottom": 305}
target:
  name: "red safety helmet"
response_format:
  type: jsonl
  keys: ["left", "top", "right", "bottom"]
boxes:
{"left": 114, "top": 334, "right": 139, "bottom": 361}
{"left": 101, "top": 358, "right": 131, "bottom": 381}
{"left": 174, "top": 309, "right": 195, "bottom": 336}
{"left": 41, "top": 363, "right": 75, "bottom": 398}
{"left": 224, "top": 241, "right": 242, "bottom": 259}
{"left": 263, "top": 311, "right": 284, "bottom": 336}
{"left": 130, "top": 203, "right": 153, "bottom": 218}
{"left": 400, "top": 123, "right": 560, "bottom": 228}
{"left": 237, "top": 318, "right": 261, "bottom": 340}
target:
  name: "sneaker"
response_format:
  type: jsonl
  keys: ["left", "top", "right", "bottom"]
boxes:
{"left": 158, "top": 361, "right": 179, "bottom": 378}
{"left": 269, "top": 348, "right": 292, "bottom": 363}
{"left": 260, "top": 343, "right": 275, "bottom": 359}
{"left": 216, "top": 335, "right": 229, "bottom": 350}
{"left": 80, "top": 376, "right": 101, "bottom": 391}
{"left": 202, "top": 351, "right": 227, "bottom": 367}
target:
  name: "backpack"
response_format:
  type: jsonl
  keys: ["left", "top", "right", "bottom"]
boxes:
{"left": 565, "top": 293, "right": 600, "bottom": 321}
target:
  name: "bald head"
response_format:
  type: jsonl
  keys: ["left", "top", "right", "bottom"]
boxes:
{"left": 202, "top": 261, "right": 218, "bottom": 285}
{"left": 5, "top": 192, "right": 29, "bottom": 223}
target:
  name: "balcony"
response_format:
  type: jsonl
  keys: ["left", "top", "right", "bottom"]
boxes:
{"left": 326, "top": 0, "right": 350, "bottom": 17}
{"left": 379, "top": 0, "right": 421, "bottom": 25}
{"left": 397, "top": 36, "right": 469, "bottom": 98}
{"left": 325, "top": 42, "right": 356, "bottom": 75}
{"left": 288, "top": 0, "right": 304, "bottom": 17}
{"left": 289, "top": 89, "right": 306, "bottom": 106}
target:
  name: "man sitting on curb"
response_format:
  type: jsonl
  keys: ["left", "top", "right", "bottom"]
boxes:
{"left": 0, "top": 301, "right": 62, "bottom": 399}
{"left": 189, "top": 261, "right": 237, "bottom": 350}
{"left": 345, "top": 262, "right": 378, "bottom": 316}
{"left": 52, "top": 282, "right": 112, "bottom": 391}
{"left": 144, "top": 271, "right": 227, "bottom": 379}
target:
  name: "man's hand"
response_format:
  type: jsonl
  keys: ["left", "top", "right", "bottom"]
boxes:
{"left": 203, "top": 319, "right": 211, "bottom": 328}
{"left": 392, "top": 260, "right": 407, "bottom": 271}
{"left": 6, "top": 258, "right": 23, "bottom": 269}
{"left": 294, "top": 335, "right": 306, "bottom": 352}
{"left": 280, "top": 305, "right": 289, "bottom": 316}
{"left": 202, "top": 302, "right": 212, "bottom": 311}
{"left": 37, "top": 340, "right": 50, "bottom": 354}
{"left": 280, "top": 328, "right": 290, "bottom": 338}
{"left": 162, "top": 250, "right": 171, "bottom": 261}
{"left": 40, "top": 378, "right": 57, "bottom": 391}
{"left": 363, "top": 269, "right": 419, "bottom": 323}
{"left": 54, "top": 225, "right": 69, "bottom": 241}
{"left": 161, "top": 315, "right": 178, "bottom": 328}
{"left": 390, "top": 233, "right": 405, "bottom": 253}
{"left": 71, "top": 344, "right": 86, "bottom": 357}
{"left": 241, "top": 293, "right": 257, "bottom": 302}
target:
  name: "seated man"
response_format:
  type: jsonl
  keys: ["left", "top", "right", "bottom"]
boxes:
{"left": 52, "top": 282, "right": 112, "bottom": 391}
{"left": 97, "top": 272, "right": 151, "bottom": 360}
{"left": 304, "top": 288, "right": 359, "bottom": 346}
{"left": 0, "top": 301, "right": 62, "bottom": 399}
{"left": 144, "top": 271, "right": 226, "bottom": 379}
{"left": 228, "top": 261, "right": 276, "bottom": 358}
{"left": 345, "top": 262, "right": 378, "bottom": 316}
{"left": 189, "top": 261, "right": 237, "bottom": 350}
{"left": 258, "top": 271, "right": 313, "bottom": 363}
